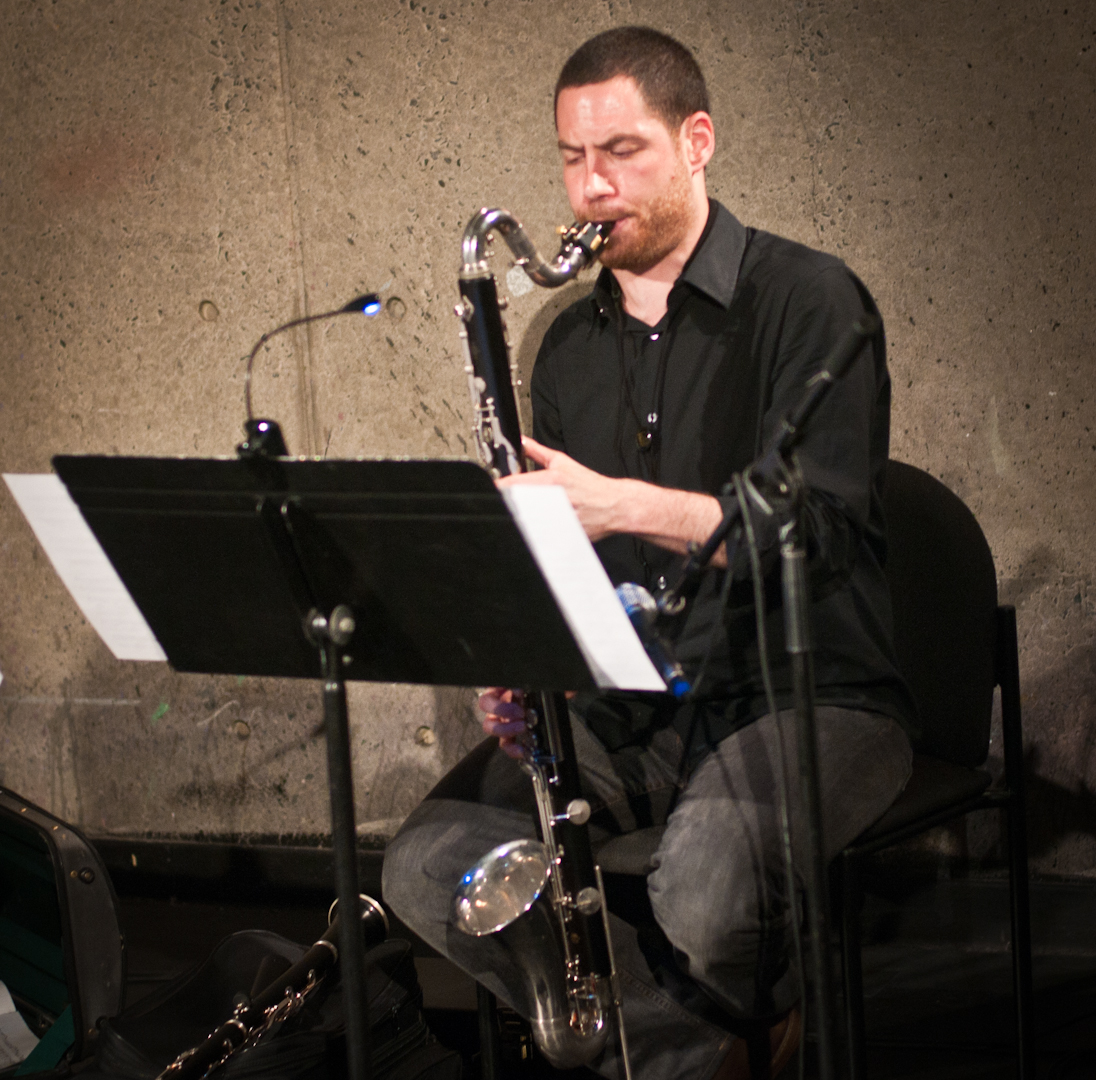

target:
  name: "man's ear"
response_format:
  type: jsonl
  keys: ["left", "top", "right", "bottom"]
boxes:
{"left": 680, "top": 111, "right": 715, "bottom": 172}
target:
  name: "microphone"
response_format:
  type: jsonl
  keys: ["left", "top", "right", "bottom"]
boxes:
{"left": 616, "top": 582, "right": 691, "bottom": 698}
{"left": 238, "top": 293, "right": 383, "bottom": 458}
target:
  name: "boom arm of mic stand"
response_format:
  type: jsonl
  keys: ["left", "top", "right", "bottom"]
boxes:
{"left": 659, "top": 313, "right": 879, "bottom": 616}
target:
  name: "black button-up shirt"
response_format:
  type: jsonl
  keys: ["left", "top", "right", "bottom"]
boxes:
{"left": 530, "top": 200, "right": 916, "bottom": 756}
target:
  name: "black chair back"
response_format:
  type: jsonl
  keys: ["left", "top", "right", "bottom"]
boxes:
{"left": 882, "top": 461, "right": 998, "bottom": 768}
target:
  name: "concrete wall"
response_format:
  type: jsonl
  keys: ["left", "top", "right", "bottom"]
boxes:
{"left": 1, "top": 0, "right": 1093, "bottom": 875}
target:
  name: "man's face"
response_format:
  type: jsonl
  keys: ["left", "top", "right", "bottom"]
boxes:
{"left": 556, "top": 75, "right": 693, "bottom": 274}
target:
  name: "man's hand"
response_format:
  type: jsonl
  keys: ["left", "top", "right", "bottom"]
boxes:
{"left": 478, "top": 687, "right": 529, "bottom": 760}
{"left": 499, "top": 436, "right": 728, "bottom": 565}
{"left": 497, "top": 437, "right": 627, "bottom": 542}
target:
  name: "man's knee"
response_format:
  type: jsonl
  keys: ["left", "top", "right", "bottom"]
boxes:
{"left": 381, "top": 798, "right": 536, "bottom": 933}
{"left": 648, "top": 843, "right": 782, "bottom": 958}
{"left": 380, "top": 800, "right": 453, "bottom": 933}
{"left": 646, "top": 824, "right": 793, "bottom": 1016}
{"left": 381, "top": 740, "right": 536, "bottom": 931}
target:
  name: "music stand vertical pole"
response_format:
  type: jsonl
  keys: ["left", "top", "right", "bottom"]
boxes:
{"left": 307, "top": 605, "right": 371, "bottom": 1080}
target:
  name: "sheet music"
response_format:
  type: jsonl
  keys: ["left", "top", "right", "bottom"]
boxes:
{"left": 3, "top": 474, "right": 167, "bottom": 662}
{"left": 502, "top": 485, "right": 665, "bottom": 692}
{"left": 0, "top": 980, "right": 38, "bottom": 1070}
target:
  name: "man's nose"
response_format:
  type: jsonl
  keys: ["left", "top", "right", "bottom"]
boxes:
{"left": 583, "top": 163, "right": 614, "bottom": 201}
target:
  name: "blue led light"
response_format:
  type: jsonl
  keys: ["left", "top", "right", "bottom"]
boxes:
{"left": 340, "top": 292, "right": 383, "bottom": 315}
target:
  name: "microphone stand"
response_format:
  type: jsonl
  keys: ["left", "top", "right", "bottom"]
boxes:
{"left": 658, "top": 314, "right": 880, "bottom": 1080}
{"left": 780, "top": 463, "right": 839, "bottom": 1080}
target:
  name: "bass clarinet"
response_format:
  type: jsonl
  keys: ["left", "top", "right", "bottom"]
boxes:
{"left": 449, "top": 208, "right": 632, "bottom": 1078}
{"left": 157, "top": 896, "right": 388, "bottom": 1080}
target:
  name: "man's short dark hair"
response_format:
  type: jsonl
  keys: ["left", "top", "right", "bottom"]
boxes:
{"left": 555, "top": 26, "right": 710, "bottom": 132}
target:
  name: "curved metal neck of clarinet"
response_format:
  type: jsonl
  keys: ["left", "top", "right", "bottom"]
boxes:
{"left": 461, "top": 208, "right": 610, "bottom": 285}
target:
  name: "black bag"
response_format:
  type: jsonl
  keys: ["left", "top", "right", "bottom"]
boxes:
{"left": 98, "top": 930, "right": 460, "bottom": 1080}
{"left": 0, "top": 786, "right": 125, "bottom": 1075}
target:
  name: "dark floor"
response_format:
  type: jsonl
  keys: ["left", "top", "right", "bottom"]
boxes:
{"left": 107, "top": 868, "right": 1096, "bottom": 1080}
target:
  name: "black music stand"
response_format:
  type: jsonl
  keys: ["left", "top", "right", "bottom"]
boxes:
{"left": 53, "top": 454, "right": 599, "bottom": 1080}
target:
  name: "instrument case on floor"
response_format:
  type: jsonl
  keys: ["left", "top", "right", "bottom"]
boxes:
{"left": 98, "top": 932, "right": 461, "bottom": 1080}
{"left": 0, "top": 786, "right": 125, "bottom": 1076}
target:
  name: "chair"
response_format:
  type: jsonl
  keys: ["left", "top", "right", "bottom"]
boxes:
{"left": 594, "top": 460, "right": 1034, "bottom": 1079}
{"left": 836, "top": 459, "right": 1033, "bottom": 1079}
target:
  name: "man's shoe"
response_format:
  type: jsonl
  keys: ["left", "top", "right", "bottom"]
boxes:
{"left": 712, "top": 1007, "right": 802, "bottom": 1080}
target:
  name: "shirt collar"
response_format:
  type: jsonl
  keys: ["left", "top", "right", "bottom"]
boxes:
{"left": 590, "top": 199, "right": 747, "bottom": 319}
{"left": 679, "top": 200, "right": 746, "bottom": 308}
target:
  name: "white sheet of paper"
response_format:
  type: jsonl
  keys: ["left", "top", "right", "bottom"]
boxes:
{"left": 0, "top": 980, "right": 39, "bottom": 1069}
{"left": 502, "top": 485, "right": 665, "bottom": 692}
{"left": 3, "top": 474, "right": 167, "bottom": 662}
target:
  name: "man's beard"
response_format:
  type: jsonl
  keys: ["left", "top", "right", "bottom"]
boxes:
{"left": 596, "top": 163, "right": 694, "bottom": 274}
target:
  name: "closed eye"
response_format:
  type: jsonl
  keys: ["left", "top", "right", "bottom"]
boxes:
{"left": 603, "top": 138, "right": 646, "bottom": 157}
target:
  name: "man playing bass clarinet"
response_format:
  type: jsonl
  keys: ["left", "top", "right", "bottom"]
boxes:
{"left": 384, "top": 26, "right": 916, "bottom": 1080}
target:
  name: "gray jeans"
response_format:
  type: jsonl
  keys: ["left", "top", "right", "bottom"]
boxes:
{"left": 382, "top": 706, "right": 911, "bottom": 1080}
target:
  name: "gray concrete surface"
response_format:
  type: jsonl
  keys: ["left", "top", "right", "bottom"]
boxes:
{"left": 1, "top": 1, "right": 1093, "bottom": 874}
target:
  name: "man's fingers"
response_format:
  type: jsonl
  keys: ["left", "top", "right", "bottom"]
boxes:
{"left": 481, "top": 717, "right": 527, "bottom": 739}
{"left": 477, "top": 686, "right": 524, "bottom": 714}
{"left": 478, "top": 695, "right": 526, "bottom": 723}
{"left": 520, "top": 436, "right": 556, "bottom": 466}
{"left": 497, "top": 470, "right": 562, "bottom": 489}
{"left": 477, "top": 685, "right": 517, "bottom": 703}
{"left": 477, "top": 687, "right": 528, "bottom": 756}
